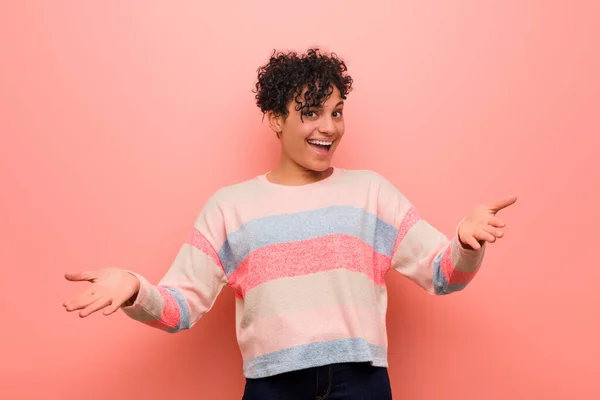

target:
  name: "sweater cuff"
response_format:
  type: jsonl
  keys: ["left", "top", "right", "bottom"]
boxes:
{"left": 120, "top": 271, "right": 155, "bottom": 317}
{"left": 450, "top": 236, "right": 485, "bottom": 273}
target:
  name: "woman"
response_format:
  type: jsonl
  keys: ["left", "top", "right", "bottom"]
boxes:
{"left": 63, "top": 48, "right": 516, "bottom": 399}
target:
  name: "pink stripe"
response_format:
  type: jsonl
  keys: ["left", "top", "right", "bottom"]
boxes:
{"left": 143, "top": 286, "right": 180, "bottom": 329}
{"left": 231, "top": 263, "right": 249, "bottom": 299}
{"left": 186, "top": 228, "right": 224, "bottom": 271}
{"left": 238, "top": 304, "right": 387, "bottom": 360}
{"left": 228, "top": 234, "right": 390, "bottom": 298}
{"left": 393, "top": 206, "right": 420, "bottom": 253}
{"left": 440, "top": 246, "right": 478, "bottom": 284}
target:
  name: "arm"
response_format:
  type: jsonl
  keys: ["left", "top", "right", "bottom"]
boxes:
{"left": 121, "top": 198, "right": 228, "bottom": 333}
{"left": 375, "top": 175, "right": 484, "bottom": 295}
{"left": 378, "top": 176, "right": 515, "bottom": 295}
{"left": 390, "top": 207, "right": 484, "bottom": 295}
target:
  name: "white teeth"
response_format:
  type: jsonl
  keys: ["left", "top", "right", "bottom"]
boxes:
{"left": 307, "top": 140, "right": 333, "bottom": 146}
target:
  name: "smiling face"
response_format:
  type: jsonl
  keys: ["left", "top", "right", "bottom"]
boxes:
{"left": 268, "top": 85, "right": 345, "bottom": 180}
{"left": 254, "top": 48, "right": 353, "bottom": 184}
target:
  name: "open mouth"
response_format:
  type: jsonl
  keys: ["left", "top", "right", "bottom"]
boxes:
{"left": 307, "top": 139, "right": 333, "bottom": 154}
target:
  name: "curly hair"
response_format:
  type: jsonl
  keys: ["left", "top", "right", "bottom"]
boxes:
{"left": 253, "top": 48, "right": 354, "bottom": 118}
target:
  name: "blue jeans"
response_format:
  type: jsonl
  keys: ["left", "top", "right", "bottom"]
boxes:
{"left": 242, "top": 362, "right": 393, "bottom": 399}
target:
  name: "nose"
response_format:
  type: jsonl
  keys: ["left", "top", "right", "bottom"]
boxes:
{"left": 318, "top": 115, "right": 335, "bottom": 135}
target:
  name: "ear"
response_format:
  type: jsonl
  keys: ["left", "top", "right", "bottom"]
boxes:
{"left": 267, "top": 111, "right": 283, "bottom": 138}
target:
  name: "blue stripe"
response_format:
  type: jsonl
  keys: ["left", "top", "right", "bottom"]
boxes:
{"left": 432, "top": 252, "right": 469, "bottom": 295}
{"left": 243, "top": 338, "right": 388, "bottom": 379}
{"left": 165, "top": 287, "right": 191, "bottom": 331}
{"left": 218, "top": 206, "right": 398, "bottom": 276}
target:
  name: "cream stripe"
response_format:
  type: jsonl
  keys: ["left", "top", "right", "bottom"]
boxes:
{"left": 240, "top": 269, "right": 388, "bottom": 327}
{"left": 121, "top": 272, "right": 165, "bottom": 323}
{"left": 450, "top": 236, "right": 485, "bottom": 272}
{"left": 391, "top": 219, "right": 449, "bottom": 293}
{"left": 122, "top": 244, "right": 227, "bottom": 326}
{"left": 159, "top": 244, "right": 228, "bottom": 326}
{"left": 238, "top": 302, "right": 388, "bottom": 360}
{"left": 206, "top": 169, "right": 412, "bottom": 249}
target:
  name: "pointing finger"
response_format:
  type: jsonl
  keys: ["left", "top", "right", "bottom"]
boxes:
{"left": 488, "top": 196, "right": 517, "bottom": 213}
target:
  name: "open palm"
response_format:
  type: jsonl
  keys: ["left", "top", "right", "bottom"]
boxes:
{"left": 63, "top": 268, "right": 140, "bottom": 317}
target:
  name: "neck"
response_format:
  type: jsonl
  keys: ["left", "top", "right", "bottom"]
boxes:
{"left": 268, "top": 158, "right": 333, "bottom": 186}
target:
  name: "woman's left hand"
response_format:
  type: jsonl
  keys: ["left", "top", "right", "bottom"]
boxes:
{"left": 458, "top": 196, "right": 517, "bottom": 250}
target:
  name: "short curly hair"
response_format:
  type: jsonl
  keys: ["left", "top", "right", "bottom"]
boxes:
{"left": 253, "top": 48, "right": 354, "bottom": 118}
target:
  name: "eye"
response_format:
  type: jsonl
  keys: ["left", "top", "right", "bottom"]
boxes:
{"left": 302, "top": 110, "right": 318, "bottom": 118}
{"left": 332, "top": 110, "right": 343, "bottom": 118}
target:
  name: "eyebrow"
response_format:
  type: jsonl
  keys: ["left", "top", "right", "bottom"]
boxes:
{"left": 312, "top": 100, "right": 344, "bottom": 110}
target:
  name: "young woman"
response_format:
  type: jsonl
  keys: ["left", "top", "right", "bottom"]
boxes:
{"left": 63, "top": 48, "right": 516, "bottom": 399}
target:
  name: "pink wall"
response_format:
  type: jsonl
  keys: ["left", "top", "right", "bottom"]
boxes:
{"left": 1, "top": 1, "right": 599, "bottom": 399}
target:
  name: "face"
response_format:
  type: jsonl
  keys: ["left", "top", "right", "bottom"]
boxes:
{"left": 269, "top": 86, "right": 345, "bottom": 173}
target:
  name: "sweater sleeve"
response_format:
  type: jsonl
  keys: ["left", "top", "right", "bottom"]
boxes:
{"left": 377, "top": 175, "right": 485, "bottom": 295}
{"left": 120, "top": 196, "right": 228, "bottom": 332}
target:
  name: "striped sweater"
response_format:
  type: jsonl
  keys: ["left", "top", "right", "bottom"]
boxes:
{"left": 122, "top": 168, "right": 485, "bottom": 378}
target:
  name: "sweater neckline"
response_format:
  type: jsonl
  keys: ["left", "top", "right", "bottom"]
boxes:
{"left": 257, "top": 167, "right": 341, "bottom": 189}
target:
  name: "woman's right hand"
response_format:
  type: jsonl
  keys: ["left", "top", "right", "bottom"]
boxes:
{"left": 63, "top": 268, "right": 141, "bottom": 318}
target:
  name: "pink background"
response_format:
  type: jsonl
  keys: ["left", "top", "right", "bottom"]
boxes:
{"left": 1, "top": 1, "right": 599, "bottom": 399}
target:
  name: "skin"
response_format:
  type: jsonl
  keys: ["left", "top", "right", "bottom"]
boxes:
{"left": 63, "top": 82, "right": 517, "bottom": 318}
{"left": 456, "top": 195, "right": 517, "bottom": 269}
